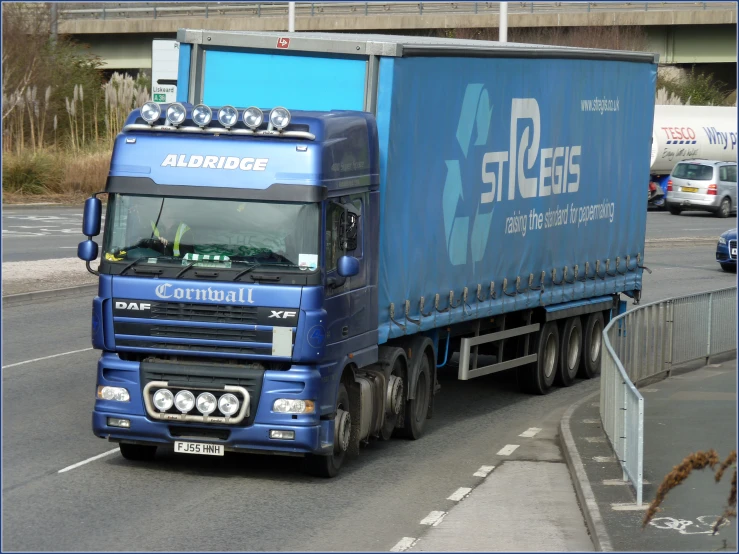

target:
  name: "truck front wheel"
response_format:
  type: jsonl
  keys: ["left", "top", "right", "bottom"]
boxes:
{"left": 119, "top": 442, "right": 157, "bottom": 461}
{"left": 303, "top": 384, "right": 350, "bottom": 478}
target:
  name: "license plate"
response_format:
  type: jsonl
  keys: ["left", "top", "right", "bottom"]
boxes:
{"left": 732, "top": 248, "right": 737, "bottom": 257}
{"left": 174, "top": 441, "right": 224, "bottom": 456}
{"left": 682, "top": 186, "right": 698, "bottom": 193}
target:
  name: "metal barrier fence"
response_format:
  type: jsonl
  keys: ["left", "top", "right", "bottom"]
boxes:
{"left": 58, "top": 1, "right": 735, "bottom": 20}
{"left": 600, "top": 287, "right": 737, "bottom": 506}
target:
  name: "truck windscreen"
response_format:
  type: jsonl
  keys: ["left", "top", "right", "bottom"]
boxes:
{"left": 102, "top": 194, "right": 320, "bottom": 271}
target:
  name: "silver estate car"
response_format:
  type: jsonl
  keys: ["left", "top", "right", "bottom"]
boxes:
{"left": 666, "top": 160, "right": 737, "bottom": 218}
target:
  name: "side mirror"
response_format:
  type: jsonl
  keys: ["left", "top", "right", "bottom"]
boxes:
{"left": 82, "top": 196, "right": 102, "bottom": 237}
{"left": 77, "top": 239, "right": 99, "bottom": 262}
{"left": 337, "top": 255, "right": 359, "bottom": 278}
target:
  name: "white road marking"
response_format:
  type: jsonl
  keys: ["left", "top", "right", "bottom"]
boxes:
{"left": 2, "top": 347, "right": 94, "bottom": 369}
{"left": 611, "top": 503, "right": 648, "bottom": 511}
{"left": 603, "top": 479, "right": 651, "bottom": 486}
{"left": 590, "top": 402, "right": 600, "bottom": 407}
{"left": 593, "top": 456, "right": 616, "bottom": 462}
{"left": 640, "top": 388, "right": 659, "bottom": 393}
{"left": 473, "top": 465, "right": 495, "bottom": 478}
{"left": 519, "top": 427, "right": 542, "bottom": 438}
{"left": 649, "top": 515, "right": 731, "bottom": 535}
{"left": 447, "top": 487, "right": 472, "bottom": 502}
{"left": 584, "top": 437, "right": 606, "bottom": 443}
{"left": 497, "top": 444, "right": 519, "bottom": 456}
{"left": 420, "top": 511, "right": 446, "bottom": 526}
{"left": 390, "top": 538, "right": 417, "bottom": 552}
{"left": 583, "top": 419, "right": 600, "bottom": 424}
{"left": 58, "top": 448, "right": 119, "bottom": 473}
{"left": 59, "top": 246, "right": 78, "bottom": 249}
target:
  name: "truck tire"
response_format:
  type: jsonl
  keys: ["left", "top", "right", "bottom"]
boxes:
{"left": 303, "top": 384, "right": 350, "bottom": 478}
{"left": 522, "top": 321, "right": 559, "bottom": 395}
{"left": 579, "top": 312, "right": 604, "bottom": 379}
{"left": 396, "top": 353, "right": 431, "bottom": 440}
{"left": 556, "top": 317, "right": 582, "bottom": 387}
{"left": 119, "top": 443, "right": 157, "bottom": 461}
{"left": 667, "top": 205, "right": 682, "bottom": 215}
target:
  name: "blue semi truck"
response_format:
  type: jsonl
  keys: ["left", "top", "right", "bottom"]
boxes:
{"left": 78, "top": 31, "right": 657, "bottom": 477}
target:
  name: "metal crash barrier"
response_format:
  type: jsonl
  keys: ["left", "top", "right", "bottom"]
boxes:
{"left": 600, "top": 287, "right": 737, "bottom": 506}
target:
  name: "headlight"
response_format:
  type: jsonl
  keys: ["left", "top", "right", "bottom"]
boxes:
{"left": 218, "top": 393, "right": 240, "bottom": 416}
{"left": 217, "top": 105, "right": 239, "bottom": 129}
{"left": 166, "top": 102, "right": 187, "bottom": 127}
{"left": 192, "top": 104, "right": 212, "bottom": 127}
{"left": 196, "top": 392, "right": 217, "bottom": 415}
{"left": 243, "top": 106, "right": 264, "bottom": 129}
{"left": 97, "top": 386, "right": 130, "bottom": 402}
{"left": 174, "top": 390, "right": 195, "bottom": 413}
{"left": 152, "top": 389, "right": 174, "bottom": 412}
{"left": 141, "top": 102, "right": 161, "bottom": 124}
{"left": 718, "top": 236, "right": 727, "bottom": 245}
{"left": 273, "top": 398, "right": 315, "bottom": 414}
{"left": 269, "top": 107, "right": 291, "bottom": 130}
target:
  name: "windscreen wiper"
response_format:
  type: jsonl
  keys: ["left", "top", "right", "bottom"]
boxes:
{"left": 174, "top": 261, "right": 197, "bottom": 279}
{"left": 118, "top": 257, "right": 147, "bottom": 275}
{"left": 232, "top": 262, "right": 299, "bottom": 282}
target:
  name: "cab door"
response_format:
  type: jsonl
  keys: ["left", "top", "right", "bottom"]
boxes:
{"left": 323, "top": 197, "right": 367, "bottom": 347}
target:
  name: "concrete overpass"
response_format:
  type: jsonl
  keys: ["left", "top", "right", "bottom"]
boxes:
{"left": 57, "top": 2, "right": 737, "bottom": 71}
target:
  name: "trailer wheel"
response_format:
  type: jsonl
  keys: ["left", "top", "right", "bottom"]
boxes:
{"left": 397, "top": 353, "right": 431, "bottom": 440}
{"left": 556, "top": 317, "right": 582, "bottom": 387}
{"left": 303, "top": 384, "right": 350, "bottom": 478}
{"left": 522, "top": 321, "right": 559, "bottom": 395}
{"left": 579, "top": 312, "right": 604, "bottom": 379}
{"left": 119, "top": 443, "right": 157, "bottom": 461}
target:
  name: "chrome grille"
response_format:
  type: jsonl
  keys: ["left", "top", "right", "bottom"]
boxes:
{"left": 150, "top": 302, "right": 258, "bottom": 325}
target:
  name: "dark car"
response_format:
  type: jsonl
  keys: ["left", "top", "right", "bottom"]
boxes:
{"left": 716, "top": 228, "right": 737, "bottom": 272}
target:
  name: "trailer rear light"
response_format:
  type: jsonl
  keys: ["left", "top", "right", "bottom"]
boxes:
{"left": 707, "top": 184, "right": 718, "bottom": 195}
{"left": 667, "top": 180, "right": 673, "bottom": 191}
{"left": 107, "top": 417, "right": 130, "bottom": 428}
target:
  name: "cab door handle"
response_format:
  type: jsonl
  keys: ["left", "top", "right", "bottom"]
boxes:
{"left": 342, "top": 326, "right": 349, "bottom": 337}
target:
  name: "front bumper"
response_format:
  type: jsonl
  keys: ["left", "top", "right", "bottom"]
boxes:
{"left": 93, "top": 412, "right": 330, "bottom": 456}
{"left": 93, "top": 352, "right": 335, "bottom": 456}
{"left": 716, "top": 241, "right": 737, "bottom": 265}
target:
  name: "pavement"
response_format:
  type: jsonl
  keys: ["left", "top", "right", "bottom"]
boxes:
{"left": 562, "top": 356, "right": 738, "bottom": 552}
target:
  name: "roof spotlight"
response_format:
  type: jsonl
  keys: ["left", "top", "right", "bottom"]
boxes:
{"left": 192, "top": 104, "right": 213, "bottom": 128}
{"left": 141, "top": 102, "right": 161, "bottom": 125}
{"left": 166, "top": 103, "right": 187, "bottom": 127}
{"left": 243, "top": 107, "right": 264, "bottom": 130}
{"left": 269, "top": 107, "right": 291, "bottom": 131}
{"left": 217, "top": 105, "right": 239, "bottom": 129}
